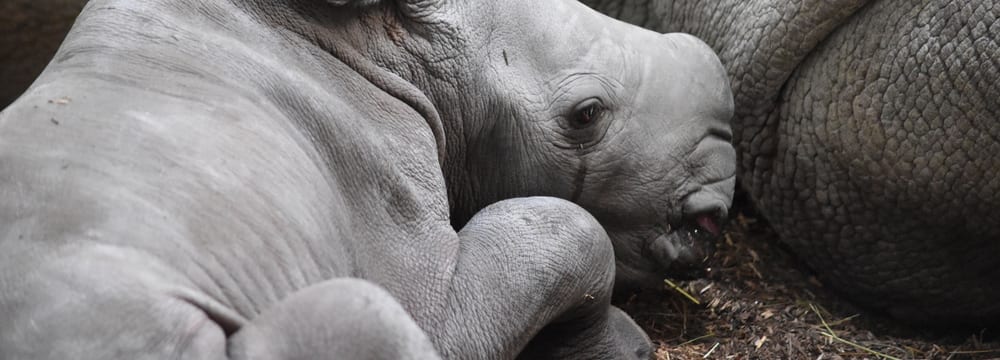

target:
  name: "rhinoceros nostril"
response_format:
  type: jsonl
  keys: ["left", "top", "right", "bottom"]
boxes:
{"left": 707, "top": 126, "right": 733, "bottom": 143}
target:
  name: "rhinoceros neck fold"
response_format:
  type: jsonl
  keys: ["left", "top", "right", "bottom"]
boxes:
{"left": 275, "top": 3, "right": 486, "bottom": 228}
{"left": 235, "top": 0, "right": 454, "bottom": 167}
{"left": 325, "top": 38, "right": 449, "bottom": 167}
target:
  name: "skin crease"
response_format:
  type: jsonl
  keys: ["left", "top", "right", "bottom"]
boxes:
{"left": 584, "top": 0, "right": 1000, "bottom": 325}
{"left": 228, "top": 278, "right": 441, "bottom": 359}
{"left": 0, "top": 0, "right": 735, "bottom": 359}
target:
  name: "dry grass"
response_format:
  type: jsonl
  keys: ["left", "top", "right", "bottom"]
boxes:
{"left": 617, "top": 211, "right": 1000, "bottom": 360}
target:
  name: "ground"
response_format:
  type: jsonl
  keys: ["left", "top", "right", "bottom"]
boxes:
{"left": 618, "top": 200, "right": 1000, "bottom": 360}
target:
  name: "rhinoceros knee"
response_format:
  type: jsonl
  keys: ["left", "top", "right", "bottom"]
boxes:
{"left": 449, "top": 197, "right": 645, "bottom": 359}
{"left": 518, "top": 305, "right": 652, "bottom": 360}
{"left": 464, "top": 196, "right": 616, "bottom": 285}
{"left": 230, "top": 278, "right": 440, "bottom": 360}
{"left": 607, "top": 306, "right": 653, "bottom": 359}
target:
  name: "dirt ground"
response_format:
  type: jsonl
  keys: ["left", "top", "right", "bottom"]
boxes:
{"left": 617, "top": 200, "right": 1000, "bottom": 360}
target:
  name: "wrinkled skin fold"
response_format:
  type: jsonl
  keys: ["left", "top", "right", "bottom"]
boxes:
{"left": 0, "top": 0, "right": 735, "bottom": 358}
{"left": 584, "top": 0, "right": 1000, "bottom": 325}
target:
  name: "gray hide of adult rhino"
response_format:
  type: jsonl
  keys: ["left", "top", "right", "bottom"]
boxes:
{"left": 584, "top": 0, "right": 1000, "bottom": 325}
{"left": 0, "top": 0, "right": 736, "bottom": 358}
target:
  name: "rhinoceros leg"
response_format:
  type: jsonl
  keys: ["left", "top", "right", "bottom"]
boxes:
{"left": 0, "top": 197, "right": 646, "bottom": 359}
{"left": 437, "top": 197, "right": 651, "bottom": 360}
{"left": 518, "top": 306, "right": 651, "bottom": 360}
{"left": 228, "top": 278, "right": 440, "bottom": 360}
{"left": 0, "top": 273, "right": 438, "bottom": 360}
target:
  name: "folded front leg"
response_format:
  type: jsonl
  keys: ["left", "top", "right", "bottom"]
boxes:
{"left": 436, "top": 197, "right": 651, "bottom": 359}
{"left": 230, "top": 278, "right": 441, "bottom": 360}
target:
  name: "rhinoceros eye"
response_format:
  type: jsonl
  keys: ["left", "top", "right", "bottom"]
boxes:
{"left": 572, "top": 99, "right": 606, "bottom": 128}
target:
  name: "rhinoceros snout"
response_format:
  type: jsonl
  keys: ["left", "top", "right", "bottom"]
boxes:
{"left": 644, "top": 191, "right": 731, "bottom": 278}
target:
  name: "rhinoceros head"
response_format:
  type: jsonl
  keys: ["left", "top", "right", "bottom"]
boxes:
{"left": 334, "top": 0, "right": 736, "bottom": 289}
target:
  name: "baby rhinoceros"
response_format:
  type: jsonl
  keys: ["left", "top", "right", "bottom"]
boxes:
{"left": 0, "top": 0, "right": 734, "bottom": 358}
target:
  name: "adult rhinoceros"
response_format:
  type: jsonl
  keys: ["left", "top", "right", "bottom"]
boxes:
{"left": 584, "top": 0, "right": 1000, "bottom": 325}
{"left": 0, "top": 0, "right": 736, "bottom": 358}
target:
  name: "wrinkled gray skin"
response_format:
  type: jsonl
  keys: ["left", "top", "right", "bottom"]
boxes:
{"left": 12, "top": 0, "right": 1000, "bottom": 328}
{"left": 230, "top": 278, "right": 440, "bottom": 359}
{"left": 0, "top": 0, "right": 735, "bottom": 358}
{"left": 584, "top": 0, "right": 1000, "bottom": 325}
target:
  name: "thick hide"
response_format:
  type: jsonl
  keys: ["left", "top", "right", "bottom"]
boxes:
{"left": 0, "top": 0, "right": 736, "bottom": 358}
{"left": 585, "top": 0, "right": 1000, "bottom": 325}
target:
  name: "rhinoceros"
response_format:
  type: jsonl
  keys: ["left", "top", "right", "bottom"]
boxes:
{"left": 584, "top": 0, "right": 1000, "bottom": 325}
{"left": 0, "top": 0, "right": 735, "bottom": 358}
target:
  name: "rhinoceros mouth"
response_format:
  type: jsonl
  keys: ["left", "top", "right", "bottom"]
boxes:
{"left": 646, "top": 212, "right": 723, "bottom": 279}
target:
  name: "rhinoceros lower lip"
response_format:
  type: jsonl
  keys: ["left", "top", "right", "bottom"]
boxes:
{"left": 647, "top": 221, "right": 720, "bottom": 279}
{"left": 695, "top": 214, "right": 721, "bottom": 236}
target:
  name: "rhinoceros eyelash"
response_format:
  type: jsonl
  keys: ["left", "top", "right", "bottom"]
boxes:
{"left": 550, "top": 102, "right": 615, "bottom": 151}
{"left": 569, "top": 98, "right": 607, "bottom": 128}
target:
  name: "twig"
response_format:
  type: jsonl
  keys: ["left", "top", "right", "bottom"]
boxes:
{"left": 824, "top": 313, "right": 859, "bottom": 327}
{"left": 808, "top": 304, "right": 902, "bottom": 360}
{"left": 678, "top": 333, "right": 717, "bottom": 347}
{"left": 948, "top": 349, "right": 1000, "bottom": 355}
{"left": 702, "top": 342, "right": 719, "bottom": 358}
{"left": 665, "top": 279, "right": 701, "bottom": 305}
